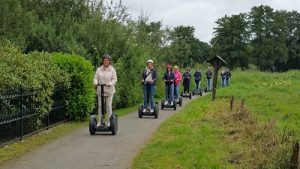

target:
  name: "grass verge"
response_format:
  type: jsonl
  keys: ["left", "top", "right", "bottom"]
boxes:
{"left": 132, "top": 70, "right": 300, "bottom": 169}
{"left": 0, "top": 105, "right": 138, "bottom": 165}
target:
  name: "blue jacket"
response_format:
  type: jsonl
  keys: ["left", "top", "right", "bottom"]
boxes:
{"left": 183, "top": 72, "right": 191, "bottom": 85}
{"left": 206, "top": 70, "right": 212, "bottom": 79}
{"left": 194, "top": 71, "right": 202, "bottom": 81}
{"left": 163, "top": 72, "right": 175, "bottom": 85}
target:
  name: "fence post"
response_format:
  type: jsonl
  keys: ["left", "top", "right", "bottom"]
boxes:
{"left": 47, "top": 110, "right": 49, "bottom": 130}
{"left": 230, "top": 96, "right": 234, "bottom": 111}
{"left": 19, "top": 86, "right": 23, "bottom": 141}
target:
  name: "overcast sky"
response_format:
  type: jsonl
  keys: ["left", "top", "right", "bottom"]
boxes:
{"left": 122, "top": 0, "right": 300, "bottom": 43}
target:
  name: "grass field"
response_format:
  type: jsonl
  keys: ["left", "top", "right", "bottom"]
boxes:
{"left": 0, "top": 105, "right": 138, "bottom": 165}
{"left": 132, "top": 70, "right": 300, "bottom": 169}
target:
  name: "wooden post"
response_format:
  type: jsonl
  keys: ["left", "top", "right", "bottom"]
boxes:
{"left": 290, "top": 142, "right": 300, "bottom": 169}
{"left": 212, "top": 66, "right": 218, "bottom": 101}
{"left": 230, "top": 96, "right": 234, "bottom": 111}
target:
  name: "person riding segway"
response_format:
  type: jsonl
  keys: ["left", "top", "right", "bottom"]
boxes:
{"left": 181, "top": 67, "right": 192, "bottom": 99}
{"left": 161, "top": 64, "right": 176, "bottom": 110}
{"left": 205, "top": 67, "right": 213, "bottom": 92}
{"left": 173, "top": 65, "right": 183, "bottom": 106}
{"left": 192, "top": 68, "right": 202, "bottom": 96}
{"left": 138, "top": 59, "right": 159, "bottom": 118}
{"left": 89, "top": 54, "right": 118, "bottom": 135}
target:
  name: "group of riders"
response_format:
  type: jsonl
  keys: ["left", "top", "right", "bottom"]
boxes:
{"left": 93, "top": 55, "right": 231, "bottom": 127}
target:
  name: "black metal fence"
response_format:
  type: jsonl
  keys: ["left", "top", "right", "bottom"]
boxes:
{"left": 0, "top": 86, "right": 66, "bottom": 146}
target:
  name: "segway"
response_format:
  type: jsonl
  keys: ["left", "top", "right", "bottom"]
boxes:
{"left": 192, "top": 87, "right": 203, "bottom": 96}
{"left": 89, "top": 84, "right": 118, "bottom": 135}
{"left": 180, "top": 91, "right": 192, "bottom": 99}
{"left": 204, "top": 86, "right": 212, "bottom": 93}
{"left": 138, "top": 82, "right": 159, "bottom": 118}
{"left": 161, "top": 83, "right": 177, "bottom": 110}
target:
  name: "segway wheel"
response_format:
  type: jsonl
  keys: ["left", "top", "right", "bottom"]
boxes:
{"left": 173, "top": 100, "right": 177, "bottom": 110}
{"left": 200, "top": 90, "right": 203, "bottom": 96}
{"left": 154, "top": 104, "right": 159, "bottom": 119}
{"left": 89, "top": 115, "right": 96, "bottom": 135}
{"left": 161, "top": 100, "right": 165, "bottom": 110}
{"left": 189, "top": 93, "right": 192, "bottom": 99}
{"left": 110, "top": 114, "right": 118, "bottom": 135}
{"left": 138, "top": 105, "right": 143, "bottom": 118}
{"left": 192, "top": 90, "right": 195, "bottom": 96}
{"left": 179, "top": 97, "right": 182, "bottom": 106}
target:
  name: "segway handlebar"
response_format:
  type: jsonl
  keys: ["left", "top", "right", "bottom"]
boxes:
{"left": 96, "top": 84, "right": 110, "bottom": 87}
{"left": 142, "top": 80, "right": 154, "bottom": 85}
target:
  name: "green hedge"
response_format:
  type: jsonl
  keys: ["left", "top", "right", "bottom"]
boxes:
{"left": 52, "top": 53, "right": 95, "bottom": 121}
{"left": 0, "top": 39, "right": 70, "bottom": 116}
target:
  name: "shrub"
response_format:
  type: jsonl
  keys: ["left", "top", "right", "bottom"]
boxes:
{"left": 0, "top": 39, "right": 70, "bottom": 116}
{"left": 52, "top": 53, "right": 94, "bottom": 120}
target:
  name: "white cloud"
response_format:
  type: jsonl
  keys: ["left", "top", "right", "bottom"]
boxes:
{"left": 123, "top": 0, "right": 300, "bottom": 43}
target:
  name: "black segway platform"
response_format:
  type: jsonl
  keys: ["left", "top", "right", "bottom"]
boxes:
{"left": 89, "top": 114, "right": 118, "bottom": 135}
{"left": 138, "top": 102, "right": 159, "bottom": 118}
{"left": 180, "top": 92, "right": 192, "bottom": 99}
{"left": 161, "top": 99, "right": 176, "bottom": 110}
{"left": 192, "top": 88, "right": 203, "bottom": 96}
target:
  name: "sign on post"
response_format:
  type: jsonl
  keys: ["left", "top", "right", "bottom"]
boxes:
{"left": 207, "top": 55, "right": 227, "bottom": 101}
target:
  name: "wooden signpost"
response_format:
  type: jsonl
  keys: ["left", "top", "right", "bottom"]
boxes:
{"left": 207, "top": 55, "right": 227, "bottom": 101}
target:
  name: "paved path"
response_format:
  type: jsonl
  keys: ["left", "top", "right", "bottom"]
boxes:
{"left": 1, "top": 96, "right": 200, "bottom": 169}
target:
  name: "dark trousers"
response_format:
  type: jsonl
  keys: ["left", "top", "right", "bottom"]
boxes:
{"left": 183, "top": 81, "right": 190, "bottom": 93}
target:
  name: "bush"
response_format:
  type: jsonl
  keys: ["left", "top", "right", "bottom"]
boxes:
{"left": 52, "top": 53, "right": 95, "bottom": 120}
{"left": 0, "top": 39, "right": 70, "bottom": 116}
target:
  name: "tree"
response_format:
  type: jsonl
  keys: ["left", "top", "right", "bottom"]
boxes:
{"left": 211, "top": 14, "right": 250, "bottom": 69}
{"left": 249, "top": 5, "right": 288, "bottom": 71}
{"left": 281, "top": 10, "right": 300, "bottom": 70}
{"left": 190, "top": 38, "right": 211, "bottom": 65}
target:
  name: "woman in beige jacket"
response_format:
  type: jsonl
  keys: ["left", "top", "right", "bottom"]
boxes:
{"left": 93, "top": 54, "right": 117, "bottom": 127}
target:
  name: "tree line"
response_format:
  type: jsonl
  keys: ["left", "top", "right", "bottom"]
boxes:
{"left": 0, "top": 1, "right": 299, "bottom": 73}
{"left": 211, "top": 5, "right": 300, "bottom": 71}
{"left": 0, "top": 0, "right": 210, "bottom": 69}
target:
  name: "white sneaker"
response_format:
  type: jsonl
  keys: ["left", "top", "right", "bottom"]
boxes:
{"left": 150, "top": 109, "right": 154, "bottom": 113}
{"left": 164, "top": 102, "right": 168, "bottom": 106}
{"left": 106, "top": 121, "right": 110, "bottom": 127}
{"left": 170, "top": 102, "right": 173, "bottom": 106}
{"left": 96, "top": 122, "right": 101, "bottom": 127}
{"left": 143, "top": 109, "right": 147, "bottom": 113}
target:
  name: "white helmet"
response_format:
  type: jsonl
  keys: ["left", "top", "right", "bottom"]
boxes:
{"left": 147, "top": 59, "right": 154, "bottom": 64}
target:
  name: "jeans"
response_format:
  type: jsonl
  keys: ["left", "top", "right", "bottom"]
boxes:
{"left": 195, "top": 80, "right": 201, "bottom": 92}
{"left": 226, "top": 78, "right": 230, "bottom": 86}
{"left": 221, "top": 76, "right": 226, "bottom": 87}
{"left": 143, "top": 84, "right": 155, "bottom": 109}
{"left": 165, "top": 84, "right": 174, "bottom": 103}
{"left": 98, "top": 94, "right": 113, "bottom": 123}
{"left": 174, "top": 85, "right": 180, "bottom": 99}
{"left": 207, "top": 78, "right": 212, "bottom": 91}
